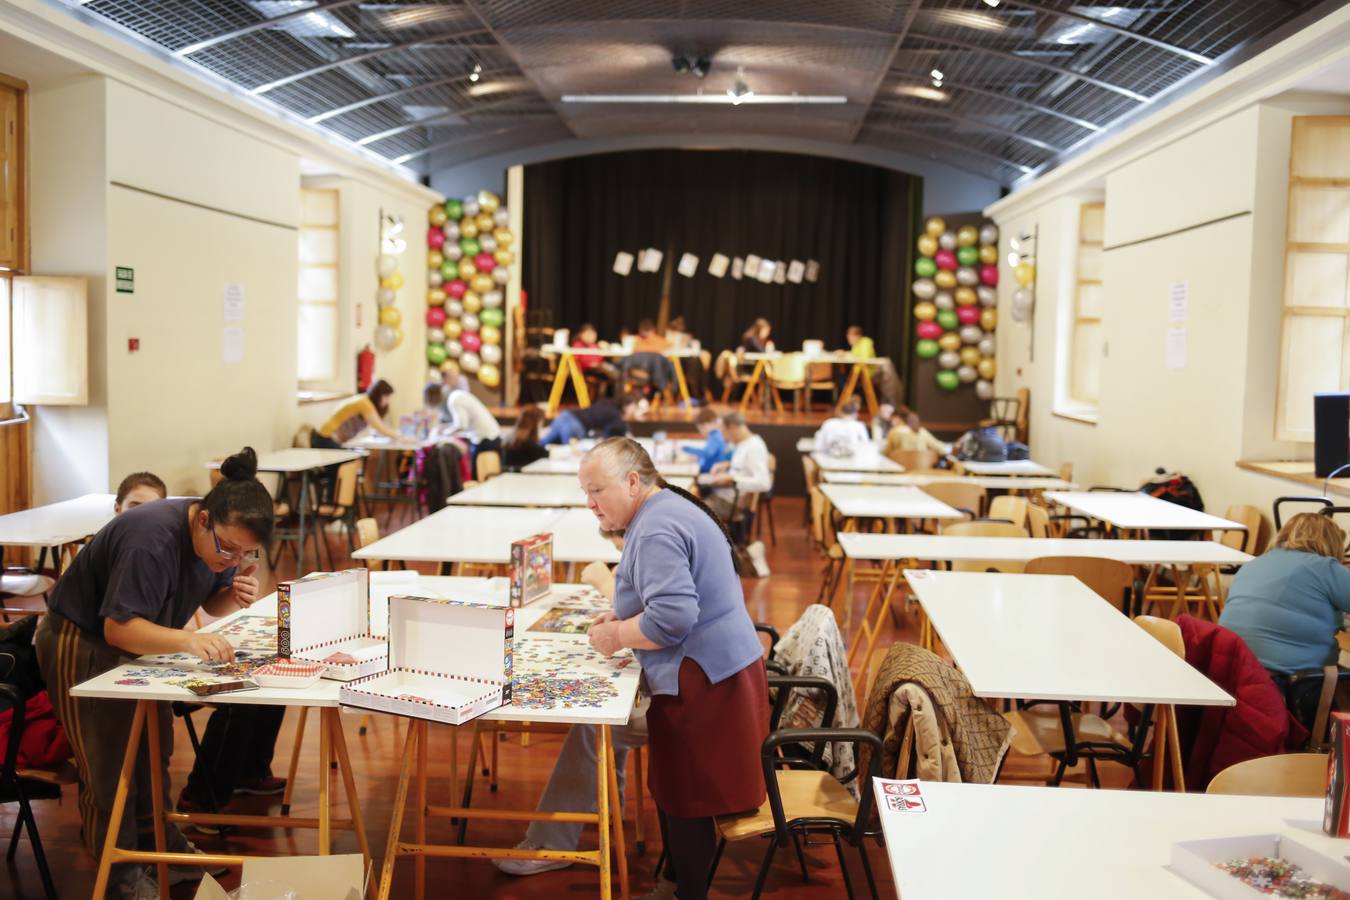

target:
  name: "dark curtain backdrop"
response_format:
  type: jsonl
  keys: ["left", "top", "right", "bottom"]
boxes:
{"left": 523, "top": 149, "right": 919, "bottom": 373}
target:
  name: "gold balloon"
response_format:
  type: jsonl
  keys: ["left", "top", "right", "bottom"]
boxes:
{"left": 429, "top": 207, "right": 447, "bottom": 226}
{"left": 938, "top": 333, "right": 961, "bottom": 352}
{"left": 439, "top": 359, "right": 460, "bottom": 373}
{"left": 917, "top": 234, "right": 938, "bottom": 257}
{"left": 476, "top": 212, "right": 495, "bottom": 232}
{"left": 934, "top": 270, "right": 957, "bottom": 290}
{"left": 477, "top": 363, "right": 501, "bottom": 389}
{"left": 443, "top": 319, "right": 462, "bottom": 340}
{"left": 480, "top": 324, "right": 501, "bottom": 346}
{"left": 477, "top": 191, "right": 501, "bottom": 213}
{"left": 1015, "top": 262, "right": 1035, "bottom": 287}
{"left": 925, "top": 217, "right": 946, "bottom": 238}
{"left": 493, "top": 228, "right": 513, "bottom": 248}
{"left": 977, "top": 358, "right": 997, "bottom": 380}
{"left": 913, "top": 302, "right": 937, "bottom": 322}
{"left": 979, "top": 245, "right": 998, "bottom": 265}
{"left": 956, "top": 225, "right": 979, "bottom": 247}
{"left": 427, "top": 288, "right": 446, "bottom": 306}
{"left": 960, "top": 346, "right": 981, "bottom": 367}
{"left": 379, "top": 306, "right": 402, "bottom": 328}
{"left": 493, "top": 248, "right": 515, "bottom": 266}
{"left": 954, "top": 286, "right": 977, "bottom": 306}
{"left": 458, "top": 257, "right": 477, "bottom": 277}
{"left": 461, "top": 220, "right": 479, "bottom": 239}
{"left": 471, "top": 272, "right": 495, "bottom": 294}
{"left": 428, "top": 250, "right": 444, "bottom": 268}
{"left": 980, "top": 308, "right": 997, "bottom": 331}
{"left": 462, "top": 291, "right": 482, "bottom": 314}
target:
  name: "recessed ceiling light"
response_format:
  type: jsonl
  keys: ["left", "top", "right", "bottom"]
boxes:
{"left": 896, "top": 85, "right": 949, "bottom": 102}
{"left": 560, "top": 93, "right": 846, "bottom": 105}
{"left": 468, "top": 62, "right": 481, "bottom": 83}
{"left": 727, "top": 67, "right": 754, "bottom": 105}
{"left": 983, "top": 0, "right": 1001, "bottom": 6}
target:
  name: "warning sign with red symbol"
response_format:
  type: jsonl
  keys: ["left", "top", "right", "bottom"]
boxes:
{"left": 875, "top": 778, "right": 928, "bottom": 814}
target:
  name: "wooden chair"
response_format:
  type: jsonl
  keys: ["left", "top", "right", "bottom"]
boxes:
{"left": 475, "top": 450, "right": 502, "bottom": 482}
{"left": 753, "top": 454, "right": 778, "bottom": 546}
{"left": 940, "top": 520, "right": 1028, "bottom": 573}
{"left": 1025, "top": 556, "right": 1135, "bottom": 614}
{"left": 801, "top": 454, "right": 821, "bottom": 527}
{"left": 919, "top": 482, "right": 986, "bottom": 521}
{"left": 766, "top": 353, "right": 807, "bottom": 413}
{"left": 1, "top": 682, "right": 76, "bottom": 899}
{"left": 884, "top": 449, "right": 938, "bottom": 471}
{"left": 1220, "top": 504, "right": 1271, "bottom": 556}
{"left": 805, "top": 361, "right": 837, "bottom": 412}
{"left": 1206, "top": 753, "right": 1327, "bottom": 797}
{"left": 715, "top": 350, "right": 754, "bottom": 403}
{"left": 987, "top": 495, "right": 1028, "bottom": 528}
{"left": 1027, "top": 503, "right": 1050, "bottom": 539}
{"left": 1059, "top": 461, "right": 1074, "bottom": 483}
{"left": 315, "top": 459, "right": 363, "bottom": 562}
{"left": 809, "top": 487, "right": 847, "bottom": 608}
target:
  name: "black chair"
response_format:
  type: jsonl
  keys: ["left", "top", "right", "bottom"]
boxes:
{"left": 1, "top": 682, "right": 64, "bottom": 900}
{"left": 1284, "top": 667, "right": 1350, "bottom": 750}
{"left": 1273, "top": 495, "right": 1333, "bottom": 530}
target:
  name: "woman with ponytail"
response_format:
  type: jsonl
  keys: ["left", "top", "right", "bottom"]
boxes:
{"left": 36, "top": 447, "right": 282, "bottom": 898}
{"left": 578, "top": 437, "right": 767, "bottom": 900}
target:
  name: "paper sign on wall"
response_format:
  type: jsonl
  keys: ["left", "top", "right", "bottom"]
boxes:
{"left": 744, "top": 255, "right": 761, "bottom": 278}
{"left": 639, "top": 248, "right": 663, "bottom": 273}
{"left": 731, "top": 257, "right": 744, "bottom": 280}
{"left": 677, "top": 253, "right": 699, "bottom": 278}
{"left": 613, "top": 251, "right": 634, "bottom": 276}
{"left": 223, "top": 326, "right": 244, "bottom": 365}
{"left": 773, "top": 263, "right": 787, "bottom": 284}
{"left": 223, "top": 284, "right": 244, "bottom": 321}
{"left": 805, "top": 260, "right": 820, "bottom": 282}
{"left": 1168, "top": 281, "right": 1188, "bottom": 321}
{"left": 1166, "top": 327, "right": 1186, "bottom": 370}
{"left": 708, "top": 254, "right": 730, "bottom": 278}
{"left": 756, "top": 260, "right": 776, "bottom": 284}
{"left": 787, "top": 260, "right": 805, "bottom": 284}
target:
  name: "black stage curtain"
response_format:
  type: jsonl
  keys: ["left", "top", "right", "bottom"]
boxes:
{"left": 523, "top": 149, "right": 919, "bottom": 371}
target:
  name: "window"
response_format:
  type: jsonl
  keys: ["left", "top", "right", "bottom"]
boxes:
{"left": 1276, "top": 117, "right": 1350, "bottom": 442}
{"left": 1070, "top": 203, "right": 1105, "bottom": 407}
{"left": 298, "top": 188, "right": 340, "bottom": 387}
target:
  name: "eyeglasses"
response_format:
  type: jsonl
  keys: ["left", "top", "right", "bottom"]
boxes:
{"left": 211, "top": 526, "right": 260, "bottom": 563}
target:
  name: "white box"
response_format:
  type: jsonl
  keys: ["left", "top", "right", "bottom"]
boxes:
{"left": 1170, "top": 833, "right": 1350, "bottom": 898}
{"left": 338, "top": 595, "right": 513, "bottom": 725}
{"left": 278, "top": 569, "right": 387, "bottom": 682}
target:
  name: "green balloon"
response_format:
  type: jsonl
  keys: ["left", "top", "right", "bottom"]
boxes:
{"left": 460, "top": 238, "right": 481, "bottom": 256}
{"left": 915, "top": 338, "right": 940, "bottom": 360}
{"left": 440, "top": 260, "right": 458, "bottom": 280}
{"left": 914, "top": 257, "right": 937, "bottom": 278}
{"left": 427, "top": 343, "right": 448, "bottom": 366}
{"left": 480, "top": 307, "right": 505, "bottom": 328}
{"left": 935, "top": 369, "right": 960, "bottom": 391}
{"left": 445, "top": 199, "right": 463, "bottom": 220}
{"left": 936, "top": 309, "right": 959, "bottom": 331}
{"left": 956, "top": 246, "right": 979, "bottom": 267}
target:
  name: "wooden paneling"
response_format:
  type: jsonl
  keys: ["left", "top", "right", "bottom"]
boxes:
{"left": 0, "top": 77, "right": 26, "bottom": 272}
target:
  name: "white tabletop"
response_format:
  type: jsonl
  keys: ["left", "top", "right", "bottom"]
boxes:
{"left": 541, "top": 345, "right": 701, "bottom": 359}
{"left": 522, "top": 457, "right": 698, "bottom": 477}
{"left": 344, "top": 431, "right": 435, "bottom": 452}
{"left": 744, "top": 351, "right": 882, "bottom": 365}
{"left": 352, "top": 505, "right": 620, "bottom": 565}
{"left": 839, "top": 534, "right": 1254, "bottom": 566}
{"left": 1046, "top": 491, "right": 1247, "bottom": 532}
{"left": 819, "top": 484, "right": 963, "bottom": 521}
{"left": 449, "top": 472, "right": 692, "bottom": 507}
{"left": 0, "top": 493, "right": 116, "bottom": 547}
{"left": 958, "top": 459, "right": 1058, "bottom": 476}
{"left": 810, "top": 448, "right": 903, "bottom": 474}
{"left": 822, "top": 471, "right": 1077, "bottom": 491}
{"left": 206, "top": 447, "right": 366, "bottom": 473}
{"left": 905, "top": 570, "right": 1233, "bottom": 706}
{"left": 874, "top": 780, "right": 1339, "bottom": 900}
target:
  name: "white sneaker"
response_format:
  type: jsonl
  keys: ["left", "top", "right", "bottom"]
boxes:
{"left": 492, "top": 840, "right": 573, "bottom": 876}
{"left": 747, "top": 541, "right": 771, "bottom": 577}
{"left": 167, "top": 840, "right": 229, "bottom": 885}
{"left": 119, "top": 869, "right": 160, "bottom": 900}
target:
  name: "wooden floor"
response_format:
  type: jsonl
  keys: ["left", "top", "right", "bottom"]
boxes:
{"left": 4, "top": 497, "right": 1126, "bottom": 899}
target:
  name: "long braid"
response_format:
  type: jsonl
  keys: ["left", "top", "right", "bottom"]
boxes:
{"left": 658, "top": 480, "right": 737, "bottom": 555}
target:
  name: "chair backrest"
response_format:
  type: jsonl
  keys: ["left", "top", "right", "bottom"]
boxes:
{"left": 807, "top": 361, "right": 834, "bottom": 382}
{"left": 355, "top": 517, "right": 380, "bottom": 549}
{"left": 332, "top": 460, "right": 361, "bottom": 509}
{"left": 1026, "top": 556, "right": 1134, "bottom": 613}
{"left": 1206, "top": 753, "right": 1328, "bottom": 797}
{"left": 769, "top": 352, "right": 807, "bottom": 383}
{"left": 714, "top": 349, "right": 737, "bottom": 380}
{"left": 1134, "top": 615, "right": 1184, "bottom": 657}
{"left": 1221, "top": 504, "right": 1271, "bottom": 555}
{"left": 476, "top": 450, "right": 502, "bottom": 482}
{"left": 809, "top": 486, "right": 838, "bottom": 552}
{"left": 886, "top": 449, "right": 939, "bottom": 471}
{"left": 988, "top": 495, "right": 1028, "bottom": 528}
{"left": 942, "top": 520, "right": 1027, "bottom": 573}
{"left": 1059, "top": 461, "right": 1074, "bottom": 482}
{"left": 1026, "top": 503, "right": 1049, "bottom": 539}
{"left": 293, "top": 423, "right": 314, "bottom": 449}
{"left": 801, "top": 454, "right": 820, "bottom": 492}
{"left": 921, "top": 482, "right": 986, "bottom": 517}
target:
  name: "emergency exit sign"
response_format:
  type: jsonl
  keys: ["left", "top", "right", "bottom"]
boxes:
{"left": 115, "top": 267, "right": 134, "bottom": 293}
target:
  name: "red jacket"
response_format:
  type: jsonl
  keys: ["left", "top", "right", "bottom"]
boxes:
{"left": 0, "top": 690, "right": 72, "bottom": 770}
{"left": 1155, "top": 616, "right": 1307, "bottom": 790}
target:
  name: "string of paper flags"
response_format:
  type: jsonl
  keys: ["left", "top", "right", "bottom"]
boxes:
{"left": 613, "top": 249, "right": 820, "bottom": 284}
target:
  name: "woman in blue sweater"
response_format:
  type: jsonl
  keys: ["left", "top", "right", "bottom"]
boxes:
{"left": 1219, "top": 512, "right": 1350, "bottom": 675}
{"left": 580, "top": 437, "right": 766, "bottom": 900}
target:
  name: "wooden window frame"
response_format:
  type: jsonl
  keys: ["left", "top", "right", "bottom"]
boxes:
{"left": 298, "top": 187, "right": 341, "bottom": 390}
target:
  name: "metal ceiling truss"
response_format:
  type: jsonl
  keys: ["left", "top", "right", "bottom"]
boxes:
{"left": 175, "top": 0, "right": 363, "bottom": 58}
{"left": 250, "top": 29, "right": 489, "bottom": 95}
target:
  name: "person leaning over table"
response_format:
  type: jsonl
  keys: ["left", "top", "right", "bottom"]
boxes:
{"left": 580, "top": 437, "right": 768, "bottom": 900}
{"left": 883, "top": 404, "right": 950, "bottom": 458}
{"left": 35, "top": 448, "right": 278, "bottom": 899}
{"left": 541, "top": 392, "right": 640, "bottom": 446}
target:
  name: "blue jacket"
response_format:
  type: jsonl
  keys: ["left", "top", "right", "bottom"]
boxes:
{"left": 1218, "top": 548, "right": 1350, "bottom": 673}
{"left": 682, "top": 428, "right": 733, "bottom": 474}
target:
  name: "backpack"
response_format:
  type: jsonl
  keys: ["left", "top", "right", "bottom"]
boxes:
{"left": 1140, "top": 469, "right": 1205, "bottom": 541}
{"left": 0, "top": 615, "right": 43, "bottom": 698}
{"left": 418, "top": 443, "right": 466, "bottom": 513}
{"left": 954, "top": 426, "right": 1007, "bottom": 462}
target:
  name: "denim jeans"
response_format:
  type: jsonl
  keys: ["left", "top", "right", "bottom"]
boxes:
{"left": 541, "top": 411, "right": 587, "bottom": 446}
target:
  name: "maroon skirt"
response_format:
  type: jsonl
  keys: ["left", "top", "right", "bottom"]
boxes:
{"left": 647, "top": 657, "right": 769, "bottom": 818}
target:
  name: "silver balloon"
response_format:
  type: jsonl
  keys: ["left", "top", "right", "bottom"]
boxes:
{"left": 462, "top": 198, "right": 480, "bottom": 217}
{"left": 979, "top": 225, "right": 999, "bottom": 246}
{"left": 446, "top": 299, "right": 464, "bottom": 318}
{"left": 1009, "top": 304, "right": 1028, "bottom": 323}
{"left": 377, "top": 254, "right": 398, "bottom": 278}
{"left": 934, "top": 291, "right": 955, "bottom": 311}
{"left": 975, "top": 379, "right": 994, "bottom": 400}
{"left": 427, "top": 331, "right": 444, "bottom": 345}
{"left": 444, "top": 243, "right": 463, "bottom": 261}
{"left": 478, "top": 235, "right": 497, "bottom": 253}
{"left": 493, "top": 207, "right": 510, "bottom": 226}
{"left": 957, "top": 365, "right": 977, "bottom": 384}
{"left": 955, "top": 267, "right": 979, "bottom": 287}
{"left": 959, "top": 325, "right": 982, "bottom": 344}
{"left": 977, "top": 286, "right": 997, "bottom": 307}
{"left": 460, "top": 350, "right": 481, "bottom": 374}
{"left": 492, "top": 266, "right": 509, "bottom": 285}
{"left": 912, "top": 278, "right": 936, "bottom": 300}
{"left": 427, "top": 366, "right": 442, "bottom": 384}
{"left": 482, "top": 290, "right": 503, "bottom": 309}
{"left": 461, "top": 313, "right": 481, "bottom": 333}
{"left": 428, "top": 270, "right": 442, "bottom": 287}
{"left": 939, "top": 231, "right": 957, "bottom": 251}
{"left": 376, "top": 287, "right": 396, "bottom": 307}
{"left": 977, "top": 336, "right": 996, "bottom": 357}
{"left": 445, "top": 339, "right": 463, "bottom": 358}
{"left": 1012, "top": 288, "right": 1031, "bottom": 310}
{"left": 374, "top": 324, "right": 399, "bottom": 351}
{"left": 480, "top": 343, "right": 502, "bottom": 365}
{"left": 937, "top": 351, "right": 960, "bottom": 370}
{"left": 443, "top": 221, "right": 460, "bottom": 241}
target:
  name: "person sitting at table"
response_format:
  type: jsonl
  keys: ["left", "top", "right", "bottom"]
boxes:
{"left": 35, "top": 448, "right": 280, "bottom": 898}
{"left": 844, "top": 324, "right": 876, "bottom": 359}
{"left": 622, "top": 319, "right": 675, "bottom": 393}
{"left": 683, "top": 407, "right": 733, "bottom": 474}
{"left": 114, "top": 471, "right": 167, "bottom": 514}
{"left": 440, "top": 359, "right": 471, "bottom": 395}
{"left": 700, "top": 412, "right": 773, "bottom": 528}
{"left": 813, "top": 399, "right": 872, "bottom": 454}
{"left": 571, "top": 322, "right": 619, "bottom": 385}
{"left": 444, "top": 384, "right": 503, "bottom": 469}
{"left": 883, "top": 405, "right": 949, "bottom": 458}
{"left": 1219, "top": 513, "right": 1350, "bottom": 678}
{"left": 738, "top": 318, "right": 774, "bottom": 354}
{"left": 665, "top": 315, "right": 691, "bottom": 348}
{"left": 871, "top": 402, "right": 897, "bottom": 443}
{"left": 541, "top": 393, "right": 640, "bottom": 446}
{"left": 503, "top": 406, "right": 549, "bottom": 471}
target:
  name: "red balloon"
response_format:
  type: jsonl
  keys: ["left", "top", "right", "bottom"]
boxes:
{"left": 461, "top": 331, "right": 482, "bottom": 353}
{"left": 934, "top": 249, "right": 958, "bottom": 271}
{"left": 915, "top": 321, "right": 943, "bottom": 340}
{"left": 980, "top": 265, "right": 999, "bottom": 286}
{"left": 447, "top": 279, "right": 467, "bottom": 299}
{"left": 427, "top": 227, "right": 445, "bottom": 249}
{"left": 956, "top": 306, "right": 980, "bottom": 325}
{"left": 426, "top": 307, "right": 447, "bottom": 328}
{"left": 475, "top": 253, "right": 495, "bottom": 272}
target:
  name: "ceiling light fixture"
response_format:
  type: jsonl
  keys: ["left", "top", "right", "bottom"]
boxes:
{"left": 896, "top": 84, "right": 949, "bottom": 102}
{"left": 983, "top": 0, "right": 1000, "bottom": 7}
{"left": 468, "top": 62, "right": 481, "bottom": 83}
{"left": 560, "top": 93, "right": 846, "bottom": 105}
{"left": 728, "top": 67, "right": 753, "bottom": 105}
{"left": 930, "top": 67, "right": 945, "bottom": 87}
{"left": 931, "top": 10, "right": 1007, "bottom": 33}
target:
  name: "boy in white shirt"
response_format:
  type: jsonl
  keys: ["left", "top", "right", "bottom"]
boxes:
{"left": 813, "top": 399, "right": 872, "bottom": 454}
{"left": 701, "top": 412, "right": 772, "bottom": 523}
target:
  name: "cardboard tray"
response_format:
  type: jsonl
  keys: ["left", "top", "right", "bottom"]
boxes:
{"left": 1170, "top": 833, "right": 1350, "bottom": 898}
{"left": 278, "top": 569, "right": 388, "bottom": 681}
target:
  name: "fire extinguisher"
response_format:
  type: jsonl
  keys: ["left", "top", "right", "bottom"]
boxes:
{"left": 357, "top": 344, "right": 375, "bottom": 392}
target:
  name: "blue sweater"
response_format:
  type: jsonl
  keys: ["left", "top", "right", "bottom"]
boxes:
{"left": 614, "top": 489, "right": 763, "bottom": 696}
{"left": 1218, "top": 548, "right": 1350, "bottom": 673}
{"left": 682, "top": 429, "right": 733, "bottom": 474}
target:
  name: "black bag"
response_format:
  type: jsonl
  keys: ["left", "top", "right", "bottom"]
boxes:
{"left": 422, "top": 443, "right": 465, "bottom": 513}
{"left": 955, "top": 426, "right": 1008, "bottom": 462}
{"left": 0, "top": 615, "right": 44, "bottom": 698}
{"left": 1140, "top": 469, "right": 1205, "bottom": 540}
{"left": 1006, "top": 441, "right": 1031, "bottom": 461}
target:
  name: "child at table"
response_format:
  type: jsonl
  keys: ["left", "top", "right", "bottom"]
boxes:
{"left": 504, "top": 406, "right": 549, "bottom": 471}
{"left": 114, "top": 472, "right": 167, "bottom": 513}
{"left": 571, "top": 323, "right": 619, "bottom": 384}
{"left": 683, "top": 407, "right": 733, "bottom": 474}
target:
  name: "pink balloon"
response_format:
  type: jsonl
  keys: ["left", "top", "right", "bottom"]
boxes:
{"left": 427, "top": 227, "right": 445, "bottom": 249}
{"left": 447, "top": 280, "right": 467, "bottom": 299}
{"left": 460, "top": 331, "right": 482, "bottom": 353}
{"left": 934, "top": 249, "right": 958, "bottom": 271}
{"left": 980, "top": 265, "right": 999, "bottom": 286}
{"left": 915, "top": 321, "right": 943, "bottom": 340}
{"left": 426, "top": 307, "right": 447, "bottom": 328}
{"left": 475, "top": 253, "right": 495, "bottom": 272}
{"left": 957, "top": 306, "right": 981, "bottom": 326}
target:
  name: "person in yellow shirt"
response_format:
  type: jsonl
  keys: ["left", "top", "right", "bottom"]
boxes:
{"left": 312, "top": 379, "right": 400, "bottom": 447}
{"left": 845, "top": 325, "right": 875, "bottom": 359}
{"left": 884, "top": 406, "right": 949, "bottom": 457}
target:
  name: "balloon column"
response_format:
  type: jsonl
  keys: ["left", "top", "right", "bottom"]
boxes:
{"left": 912, "top": 218, "right": 999, "bottom": 401}
{"left": 427, "top": 191, "right": 513, "bottom": 390}
{"left": 374, "top": 252, "right": 404, "bottom": 352}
